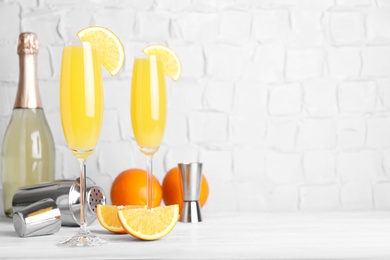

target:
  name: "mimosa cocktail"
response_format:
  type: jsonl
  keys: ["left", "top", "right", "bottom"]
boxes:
{"left": 131, "top": 57, "right": 167, "bottom": 149}
{"left": 131, "top": 55, "right": 166, "bottom": 209}
{"left": 60, "top": 45, "right": 103, "bottom": 158}
{"left": 59, "top": 41, "right": 106, "bottom": 247}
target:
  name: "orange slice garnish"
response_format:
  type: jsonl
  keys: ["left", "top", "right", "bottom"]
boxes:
{"left": 142, "top": 44, "right": 182, "bottom": 81}
{"left": 118, "top": 205, "right": 179, "bottom": 240}
{"left": 77, "top": 26, "right": 125, "bottom": 76}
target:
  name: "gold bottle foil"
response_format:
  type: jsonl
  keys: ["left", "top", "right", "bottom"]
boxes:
{"left": 17, "top": 32, "right": 39, "bottom": 55}
{"left": 14, "top": 32, "right": 42, "bottom": 108}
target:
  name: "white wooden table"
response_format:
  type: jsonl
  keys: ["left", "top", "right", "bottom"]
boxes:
{"left": 1, "top": 211, "right": 390, "bottom": 259}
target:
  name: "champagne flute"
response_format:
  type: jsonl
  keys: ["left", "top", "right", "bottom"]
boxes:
{"left": 58, "top": 40, "right": 107, "bottom": 247}
{"left": 131, "top": 55, "right": 167, "bottom": 209}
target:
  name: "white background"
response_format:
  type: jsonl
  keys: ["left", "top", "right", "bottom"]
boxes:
{"left": 1, "top": 0, "right": 390, "bottom": 213}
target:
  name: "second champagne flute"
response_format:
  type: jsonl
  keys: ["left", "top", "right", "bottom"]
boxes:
{"left": 58, "top": 40, "right": 107, "bottom": 247}
{"left": 131, "top": 55, "right": 167, "bottom": 209}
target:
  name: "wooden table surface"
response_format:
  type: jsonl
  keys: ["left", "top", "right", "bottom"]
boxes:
{"left": 1, "top": 211, "right": 390, "bottom": 259}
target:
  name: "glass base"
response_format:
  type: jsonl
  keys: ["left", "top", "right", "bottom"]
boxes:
{"left": 57, "top": 229, "right": 108, "bottom": 247}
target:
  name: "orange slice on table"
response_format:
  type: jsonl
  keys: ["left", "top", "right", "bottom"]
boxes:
{"left": 77, "top": 26, "right": 125, "bottom": 76}
{"left": 118, "top": 205, "right": 179, "bottom": 240}
{"left": 142, "top": 44, "right": 182, "bottom": 81}
{"left": 96, "top": 205, "right": 142, "bottom": 234}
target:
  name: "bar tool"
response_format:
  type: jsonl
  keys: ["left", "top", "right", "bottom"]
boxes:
{"left": 13, "top": 198, "right": 61, "bottom": 237}
{"left": 178, "top": 162, "right": 203, "bottom": 223}
{"left": 12, "top": 177, "right": 105, "bottom": 226}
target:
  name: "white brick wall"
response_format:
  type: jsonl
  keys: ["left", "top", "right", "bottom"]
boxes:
{"left": 1, "top": 0, "right": 390, "bottom": 212}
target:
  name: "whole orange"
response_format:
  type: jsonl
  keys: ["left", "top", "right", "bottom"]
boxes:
{"left": 162, "top": 167, "right": 209, "bottom": 208}
{"left": 110, "top": 168, "right": 162, "bottom": 207}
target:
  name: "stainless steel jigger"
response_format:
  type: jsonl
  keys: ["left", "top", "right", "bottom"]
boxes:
{"left": 178, "top": 162, "right": 202, "bottom": 223}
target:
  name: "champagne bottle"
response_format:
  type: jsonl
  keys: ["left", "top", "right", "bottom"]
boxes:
{"left": 1, "top": 32, "right": 55, "bottom": 217}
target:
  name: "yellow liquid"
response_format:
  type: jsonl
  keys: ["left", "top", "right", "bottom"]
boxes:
{"left": 131, "top": 57, "right": 166, "bottom": 151}
{"left": 2, "top": 109, "right": 55, "bottom": 217}
{"left": 60, "top": 45, "right": 103, "bottom": 158}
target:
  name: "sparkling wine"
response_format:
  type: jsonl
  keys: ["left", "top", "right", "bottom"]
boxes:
{"left": 1, "top": 32, "right": 55, "bottom": 217}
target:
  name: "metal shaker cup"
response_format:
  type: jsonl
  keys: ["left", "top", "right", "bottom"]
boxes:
{"left": 13, "top": 198, "right": 61, "bottom": 237}
{"left": 12, "top": 177, "right": 106, "bottom": 226}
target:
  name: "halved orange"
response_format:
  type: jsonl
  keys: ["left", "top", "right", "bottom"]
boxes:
{"left": 142, "top": 44, "right": 182, "bottom": 81}
{"left": 118, "top": 205, "right": 179, "bottom": 240}
{"left": 96, "top": 205, "right": 142, "bottom": 234}
{"left": 77, "top": 26, "right": 125, "bottom": 76}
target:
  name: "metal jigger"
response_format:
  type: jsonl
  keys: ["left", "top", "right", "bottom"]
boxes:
{"left": 178, "top": 162, "right": 202, "bottom": 223}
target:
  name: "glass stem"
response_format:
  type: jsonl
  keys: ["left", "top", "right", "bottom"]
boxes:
{"left": 78, "top": 158, "right": 88, "bottom": 234}
{"left": 145, "top": 154, "right": 153, "bottom": 209}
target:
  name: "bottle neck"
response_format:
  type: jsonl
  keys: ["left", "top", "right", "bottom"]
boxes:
{"left": 14, "top": 53, "right": 42, "bottom": 109}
